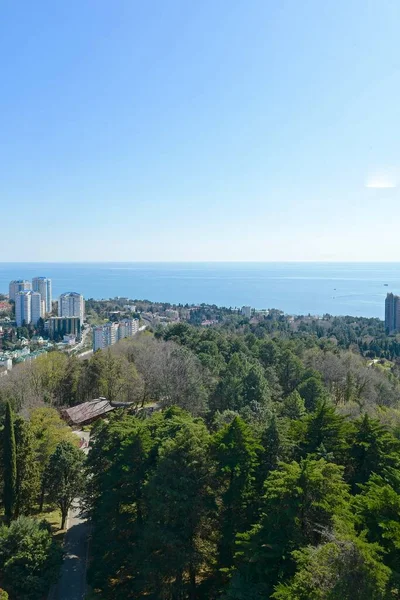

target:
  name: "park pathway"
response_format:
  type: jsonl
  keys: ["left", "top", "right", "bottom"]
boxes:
{"left": 49, "top": 501, "right": 90, "bottom": 600}
{"left": 49, "top": 431, "right": 91, "bottom": 600}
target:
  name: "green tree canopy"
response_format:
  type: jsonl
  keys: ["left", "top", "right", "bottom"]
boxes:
{"left": 30, "top": 406, "right": 78, "bottom": 511}
{"left": 256, "top": 415, "right": 284, "bottom": 490}
{"left": 259, "top": 339, "right": 280, "bottom": 368}
{"left": 14, "top": 417, "right": 40, "bottom": 517}
{"left": 227, "top": 459, "right": 352, "bottom": 598}
{"left": 213, "top": 417, "right": 259, "bottom": 572}
{"left": 242, "top": 364, "right": 271, "bottom": 407}
{"left": 143, "top": 421, "right": 216, "bottom": 599}
{"left": 297, "top": 375, "right": 328, "bottom": 412}
{"left": 353, "top": 474, "right": 400, "bottom": 574}
{"left": 349, "top": 414, "right": 400, "bottom": 490}
{"left": 276, "top": 350, "right": 304, "bottom": 396}
{"left": 46, "top": 441, "right": 85, "bottom": 529}
{"left": 87, "top": 416, "right": 153, "bottom": 596}
{"left": 272, "top": 535, "right": 390, "bottom": 600}
{"left": 211, "top": 353, "right": 250, "bottom": 413}
{"left": 280, "top": 390, "right": 306, "bottom": 420}
{"left": 0, "top": 517, "right": 62, "bottom": 600}
{"left": 301, "top": 401, "right": 352, "bottom": 465}
{"left": 3, "top": 401, "right": 16, "bottom": 524}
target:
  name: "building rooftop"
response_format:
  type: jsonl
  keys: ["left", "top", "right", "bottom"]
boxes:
{"left": 62, "top": 398, "right": 115, "bottom": 425}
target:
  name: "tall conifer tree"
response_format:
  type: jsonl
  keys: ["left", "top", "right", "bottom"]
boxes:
{"left": 3, "top": 402, "right": 16, "bottom": 524}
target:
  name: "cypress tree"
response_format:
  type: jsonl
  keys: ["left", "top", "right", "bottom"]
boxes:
{"left": 14, "top": 417, "right": 40, "bottom": 517}
{"left": 3, "top": 402, "right": 16, "bottom": 524}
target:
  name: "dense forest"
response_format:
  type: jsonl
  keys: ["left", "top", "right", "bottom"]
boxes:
{"left": 83, "top": 323, "right": 400, "bottom": 599}
{"left": 1, "top": 317, "right": 400, "bottom": 598}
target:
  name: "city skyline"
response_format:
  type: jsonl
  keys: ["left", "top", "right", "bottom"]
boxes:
{"left": 1, "top": 2, "right": 400, "bottom": 261}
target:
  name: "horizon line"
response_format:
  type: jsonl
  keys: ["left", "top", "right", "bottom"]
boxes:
{"left": 1, "top": 260, "right": 400, "bottom": 265}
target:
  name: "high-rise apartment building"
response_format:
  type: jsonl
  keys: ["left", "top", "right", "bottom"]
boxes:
{"left": 15, "top": 291, "right": 43, "bottom": 326}
{"left": 58, "top": 292, "right": 85, "bottom": 323}
{"left": 385, "top": 293, "right": 400, "bottom": 334}
{"left": 32, "top": 277, "right": 52, "bottom": 313}
{"left": 9, "top": 280, "right": 32, "bottom": 301}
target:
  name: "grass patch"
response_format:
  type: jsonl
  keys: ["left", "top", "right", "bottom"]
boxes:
{"left": 34, "top": 505, "right": 64, "bottom": 538}
{"left": 0, "top": 505, "right": 66, "bottom": 545}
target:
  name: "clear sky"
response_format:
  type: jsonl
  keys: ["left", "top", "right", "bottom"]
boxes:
{"left": 1, "top": 1, "right": 399, "bottom": 261}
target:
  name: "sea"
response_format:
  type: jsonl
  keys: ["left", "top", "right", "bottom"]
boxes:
{"left": 0, "top": 262, "right": 399, "bottom": 320}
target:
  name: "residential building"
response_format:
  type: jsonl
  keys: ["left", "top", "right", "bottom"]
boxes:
{"left": 385, "top": 293, "right": 400, "bottom": 334}
{"left": 93, "top": 322, "right": 118, "bottom": 351}
{"left": 123, "top": 304, "right": 137, "bottom": 312}
{"left": 15, "top": 291, "right": 43, "bottom": 326}
{"left": 9, "top": 280, "right": 31, "bottom": 301}
{"left": 31, "top": 292, "right": 43, "bottom": 324}
{"left": 58, "top": 292, "right": 85, "bottom": 323}
{"left": 93, "top": 319, "right": 139, "bottom": 351}
{"left": 32, "top": 277, "right": 52, "bottom": 313}
{"left": 117, "top": 318, "right": 139, "bottom": 340}
{"left": 46, "top": 316, "right": 81, "bottom": 340}
{"left": 93, "top": 327, "right": 104, "bottom": 352}
{"left": 241, "top": 305, "right": 252, "bottom": 318}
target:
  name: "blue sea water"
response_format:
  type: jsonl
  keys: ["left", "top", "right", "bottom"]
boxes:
{"left": 0, "top": 262, "right": 399, "bottom": 319}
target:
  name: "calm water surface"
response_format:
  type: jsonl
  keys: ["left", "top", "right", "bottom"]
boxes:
{"left": 0, "top": 263, "right": 399, "bottom": 319}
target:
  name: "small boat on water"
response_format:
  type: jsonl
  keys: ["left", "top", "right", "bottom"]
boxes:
{"left": 384, "top": 284, "right": 389, "bottom": 286}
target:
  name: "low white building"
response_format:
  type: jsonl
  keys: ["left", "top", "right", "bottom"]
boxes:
{"left": 123, "top": 304, "right": 137, "bottom": 312}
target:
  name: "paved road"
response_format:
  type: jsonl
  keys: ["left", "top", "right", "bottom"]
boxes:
{"left": 49, "top": 502, "right": 90, "bottom": 600}
{"left": 49, "top": 431, "right": 91, "bottom": 600}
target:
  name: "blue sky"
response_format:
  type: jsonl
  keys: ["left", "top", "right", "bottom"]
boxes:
{"left": 1, "top": 0, "right": 399, "bottom": 261}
